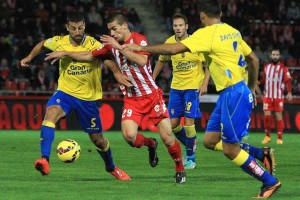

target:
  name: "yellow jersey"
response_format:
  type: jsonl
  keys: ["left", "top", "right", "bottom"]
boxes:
{"left": 159, "top": 35, "right": 205, "bottom": 90}
{"left": 181, "top": 23, "right": 252, "bottom": 91}
{"left": 44, "top": 35, "right": 102, "bottom": 100}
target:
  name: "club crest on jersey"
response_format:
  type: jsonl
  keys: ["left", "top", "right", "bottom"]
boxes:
{"left": 140, "top": 40, "right": 147, "bottom": 46}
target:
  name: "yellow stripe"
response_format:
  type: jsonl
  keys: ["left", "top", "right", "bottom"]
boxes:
{"left": 96, "top": 139, "right": 110, "bottom": 152}
{"left": 172, "top": 125, "right": 182, "bottom": 133}
{"left": 214, "top": 141, "right": 223, "bottom": 151}
{"left": 232, "top": 149, "right": 249, "bottom": 166}
{"left": 184, "top": 125, "right": 196, "bottom": 138}
{"left": 42, "top": 120, "right": 55, "bottom": 128}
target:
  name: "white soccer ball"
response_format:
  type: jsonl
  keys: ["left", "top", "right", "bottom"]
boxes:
{"left": 56, "top": 139, "right": 81, "bottom": 163}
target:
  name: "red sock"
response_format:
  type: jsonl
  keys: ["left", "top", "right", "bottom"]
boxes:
{"left": 133, "top": 133, "right": 154, "bottom": 148}
{"left": 264, "top": 115, "right": 271, "bottom": 137}
{"left": 167, "top": 140, "right": 184, "bottom": 172}
{"left": 277, "top": 120, "right": 283, "bottom": 139}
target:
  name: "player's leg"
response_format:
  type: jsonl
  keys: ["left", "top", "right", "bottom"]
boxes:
{"left": 221, "top": 83, "right": 280, "bottom": 198}
{"left": 274, "top": 98, "right": 284, "bottom": 144}
{"left": 89, "top": 133, "right": 130, "bottom": 180}
{"left": 156, "top": 117, "right": 186, "bottom": 183}
{"left": 168, "top": 89, "right": 186, "bottom": 145}
{"left": 34, "top": 91, "right": 69, "bottom": 175}
{"left": 76, "top": 99, "right": 130, "bottom": 180}
{"left": 262, "top": 98, "right": 272, "bottom": 144}
{"left": 182, "top": 89, "right": 200, "bottom": 168}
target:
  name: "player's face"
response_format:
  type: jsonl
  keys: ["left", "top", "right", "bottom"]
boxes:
{"left": 66, "top": 21, "right": 85, "bottom": 44}
{"left": 173, "top": 18, "right": 188, "bottom": 39}
{"left": 271, "top": 50, "right": 280, "bottom": 63}
{"left": 107, "top": 20, "right": 127, "bottom": 43}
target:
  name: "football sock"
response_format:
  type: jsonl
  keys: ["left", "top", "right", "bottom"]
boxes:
{"left": 240, "top": 142, "right": 264, "bottom": 162}
{"left": 96, "top": 140, "right": 115, "bottom": 172}
{"left": 40, "top": 120, "right": 55, "bottom": 160}
{"left": 214, "top": 141, "right": 223, "bottom": 151}
{"left": 172, "top": 125, "right": 187, "bottom": 145}
{"left": 276, "top": 120, "right": 283, "bottom": 139}
{"left": 167, "top": 140, "right": 184, "bottom": 172}
{"left": 133, "top": 133, "right": 154, "bottom": 148}
{"left": 264, "top": 115, "right": 271, "bottom": 137}
{"left": 232, "top": 149, "right": 277, "bottom": 186}
{"left": 184, "top": 125, "right": 196, "bottom": 161}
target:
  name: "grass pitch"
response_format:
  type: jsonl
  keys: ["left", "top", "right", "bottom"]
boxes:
{"left": 0, "top": 130, "right": 299, "bottom": 200}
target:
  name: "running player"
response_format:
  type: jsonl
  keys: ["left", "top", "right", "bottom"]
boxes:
{"left": 20, "top": 12, "right": 131, "bottom": 180}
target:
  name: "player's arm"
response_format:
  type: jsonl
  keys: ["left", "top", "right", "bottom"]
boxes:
{"left": 124, "top": 42, "right": 189, "bottom": 55}
{"left": 20, "top": 40, "right": 47, "bottom": 67}
{"left": 245, "top": 51, "right": 259, "bottom": 106}
{"left": 199, "top": 62, "right": 210, "bottom": 96}
{"left": 284, "top": 68, "right": 293, "bottom": 101}
{"left": 100, "top": 35, "right": 148, "bottom": 66}
{"left": 153, "top": 60, "right": 166, "bottom": 80}
{"left": 103, "top": 59, "right": 132, "bottom": 87}
{"left": 45, "top": 51, "right": 95, "bottom": 65}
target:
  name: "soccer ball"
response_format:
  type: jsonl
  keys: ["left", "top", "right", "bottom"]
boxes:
{"left": 56, "top": 139, "right": 81, "bottom": 163}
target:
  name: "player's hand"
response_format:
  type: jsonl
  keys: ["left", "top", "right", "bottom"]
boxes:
{"left": 123, "top": 43, "right": 142, "bottom": 52}
{"left": 114, "top": 73, "right": 132, "bottom": 88}
{"left": 286, "top": 92, "right": 293, "bottom": 101}
{"left": 100, "top": 35, "right": 123, "bottom": 50}
{"left": 198, "top": 84, "right": 208, "bottom": 97}
{"left": 20, "top": 56, "right": 32, "bottom": 67}
{"left": 45, "top": 51, "right": 66, "bottom": 65}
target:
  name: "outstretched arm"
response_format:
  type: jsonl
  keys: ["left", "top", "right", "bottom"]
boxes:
{"left": 44, "top": 51, "right": 95, "bottom": 65}
{"left": 20, "top": 40, "right": 46, "bottom": 67}
{"left": 100, "top": 35, "right": 148, "bottom": 66}
{"left": 125, "top": 42, "right": 189, "bottom": 55}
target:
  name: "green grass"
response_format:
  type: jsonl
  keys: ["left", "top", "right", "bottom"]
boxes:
{"left": 0, "top": 130, "right": 299, "bottom": 200}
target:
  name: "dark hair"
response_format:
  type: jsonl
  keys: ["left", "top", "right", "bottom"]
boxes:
{"left": 66, "top": 12, "right": 85, "bottom": 23}
{"left": 172, "top": 13, "right": 188, "bottom": 24}
{"left": 106, "top": 12, "right": 128, "bottom": 25}
{"left": 199, "top": 0, "right": 221, "bottom": 18}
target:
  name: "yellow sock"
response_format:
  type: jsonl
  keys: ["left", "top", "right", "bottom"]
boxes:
{"left": 214, "top": 141, "right": 223, "bottom": 151}
{"left": 232, "top": 149, "right": 249, "bottom": 166}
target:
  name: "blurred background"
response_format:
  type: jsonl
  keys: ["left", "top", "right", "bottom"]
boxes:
{"left": 0, "top": 0, "right": 299, "bottom": 97}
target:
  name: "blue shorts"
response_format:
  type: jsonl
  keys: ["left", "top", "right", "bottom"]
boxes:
{"left": 168, "top": 89, "right": 201, "bottom": 119}
{"left": 206, "top": 81, "right": 252, "bottom": 143}
{"left": 47, "top": 90, "right": 103, "bottom": 134}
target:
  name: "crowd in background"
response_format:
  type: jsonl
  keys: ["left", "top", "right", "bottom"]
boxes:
{"left": 0, "top": 0, "right": 300, "bottom": 96}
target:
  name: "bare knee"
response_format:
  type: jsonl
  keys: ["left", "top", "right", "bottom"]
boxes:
{"left": 203, "top": 132, "right": 221, "bottom": 150}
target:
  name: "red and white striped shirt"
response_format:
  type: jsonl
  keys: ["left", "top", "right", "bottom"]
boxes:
{"left": 92, "top": 32, "right": 158, "bottom": 98}
{"left": 260, "top": 62, "right": 291, "bottom": 99}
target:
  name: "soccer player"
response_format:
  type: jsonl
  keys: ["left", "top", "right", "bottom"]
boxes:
{"left": 124, "top": 0, "right": 281, "bottom": 198}
{"left": 259, "top": 49, "right": 293, "bottom": 145}
{"left": 153, "top": 13, "right": 210, "bottom": 169}
{"left": 20, "top": 12, "right": 131, "bottom": 180}
{"left": 44, "top": 12, "right": 186, "bottom": 183}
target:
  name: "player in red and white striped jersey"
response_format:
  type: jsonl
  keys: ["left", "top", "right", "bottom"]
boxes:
{"left": 259, "top": 49, "right": 293, "bottom": 144}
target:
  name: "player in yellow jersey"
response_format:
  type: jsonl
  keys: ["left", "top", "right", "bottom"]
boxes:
{"left": 153, "top": 14, "right": 210, "bottom": 169}
{"left": 125, "top": 0, "right": 281, "bottom": 197}
{"left": 20, "top": 12, "right": 131, "bottom": 180}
